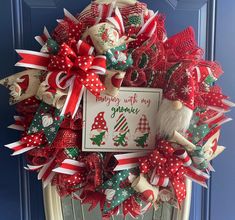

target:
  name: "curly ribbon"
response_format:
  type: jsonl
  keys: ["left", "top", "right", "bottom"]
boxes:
{"left": 139, "top": 140, "right": 209, "bottom": 205}
{"left": 16, "top": 39, "right": 106, "bottom": 118}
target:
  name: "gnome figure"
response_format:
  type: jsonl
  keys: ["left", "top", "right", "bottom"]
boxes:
{"left": 134, "top": 114, "right": 151, "bottom": 148}
{"left": 113, "top": 114, "right": 130, "bottom": 147}
{"left": 90, "top": 112, "right": 108, "bottom": 147}
{"left": 156, "top": 62, "right": 196, "bottom": 139}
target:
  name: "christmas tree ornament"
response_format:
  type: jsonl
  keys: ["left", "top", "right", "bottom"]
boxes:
{"left": 0, "top": 0, "right": 234, "bottom": 218}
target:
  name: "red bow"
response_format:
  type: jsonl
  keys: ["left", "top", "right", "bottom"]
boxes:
{"left": 16, "top": 40, "right": 106, "bottom": 118}
{"left": 139, "top": 140, "right": 209, "bottom": 205}
{"left": 46, "top": 40, "right": 106, "bottom": 117}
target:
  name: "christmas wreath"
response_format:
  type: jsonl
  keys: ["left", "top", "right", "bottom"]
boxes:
{"left": 1, "top": 0, "right": 234, "bottom": 219}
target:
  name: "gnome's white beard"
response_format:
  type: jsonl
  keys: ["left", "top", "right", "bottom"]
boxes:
{"left": 156, "top": 99, "right": 193, "bottom": 139}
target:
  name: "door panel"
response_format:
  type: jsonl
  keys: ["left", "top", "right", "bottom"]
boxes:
{"left": 0, "top": 0, "right": 217, "bottom": 219}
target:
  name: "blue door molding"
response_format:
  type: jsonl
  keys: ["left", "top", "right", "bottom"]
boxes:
{"left": 202, "top": 1, "right": 217, "bottom": 220}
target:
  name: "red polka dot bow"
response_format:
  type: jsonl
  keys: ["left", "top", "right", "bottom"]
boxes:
{"left": 16, "top": 40, "right": 106, "bottom": 118}
{"left": 139, "top": 140, "right": 209, "bottom": 205}
{"left": 46, "top": 40, "right": 106, "bottom": 117}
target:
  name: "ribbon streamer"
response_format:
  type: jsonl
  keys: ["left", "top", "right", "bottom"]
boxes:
{"left": 114, "top": 152, "right": 148, "bottom": 171}
{"left": 53, "top": 159, "right": 86, "bottom": 175}
{"left": 35, "top": 26, "right": 51, "bottom": 46}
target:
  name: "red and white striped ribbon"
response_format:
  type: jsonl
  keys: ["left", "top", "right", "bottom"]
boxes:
{"left": 5, "top": 141, "right": 36, "bottom": 156}
{"left": 98, "top": 2, "right": 115, "bottom": 21}
{"left": 60, "top": 76, "right": 85, "bottom": 118}
{"left": 174, "top": 149, "right": 192, "bottom": 167}
{"left": 150, "top": 168, "right": 169, "bottom": 187}
{"left": 38, "top": 156, "right": 58, "bottom": 188}
{"left": 107, "top": 7, "right": 125, "bottom": 35}
{"left": 77, "top": 40, "right": 94, "bottom": 55}
{"left": 53, "top": 159, "right": 86, "bottom": 175}
{"left": 64, "top": 8, "right": 79, "bottom": 24}
{"left": 114, "top": 152, "right": 148, "bottom": 171}
{"left": 185, "top": 166, "right": 210, "bottom": 188}
{"left": 25, "top": 164, "right": 44, "bottom": 171}
{"left": 137, "top": 11, "right": 158, "bottom": 37}
{"left": 8, "top": 116, "right": 25, "bottom": 131}
{"left": 35, "top": 26, "right": 51, "bottom": 46}
{"left": 15, "top": 50, "right": 49, "bottom": 70}
{"left": 204, "top": 111, "right": 231, "bottom": 127}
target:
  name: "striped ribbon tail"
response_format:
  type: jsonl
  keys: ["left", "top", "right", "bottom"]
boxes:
{"left": 5, "top": 141, "right": 36, "bottom": 156}
{"left": 35, "top": 26, "right": 51, "bottom": 46}
{"left": 98, "top": 2, "right": 115, "bottom": 21}
{"left": 8, "top": 116, "right": 25, "bottom": 131}
{"left": 60, "top": 77, "right": 85, "bottom": 118}
{"left": 114, "top": 152, "right": 148, "bottom": 171}
{"left": 15, "top": 50, "right": 49, "bottom": 70}
{"left": 53, "top": 159, "right": 86, "bottom": 175}
{"left": 25, "top": 164, "right": 44, "bottom": 171}
{"left": 185, "top": 166, "right": 210, "bottom": 188}
{"left": 63, "top": 8, "right": 79, "bottom": 24}
{"left": 137, "top": 11, "right": 158, "bottom": 37}
{"left": 204, "top": 112, "right": 231, "bottom": 127}
{"left": 107, "top": 7, "right": 125, "bottom": 35}
{"left": 38, "top": 156, "right": 58, "bottom": 188}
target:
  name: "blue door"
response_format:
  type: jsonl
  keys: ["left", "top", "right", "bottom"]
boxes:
{"left": 0, "top": 1, "right": 234, "bottom": 220}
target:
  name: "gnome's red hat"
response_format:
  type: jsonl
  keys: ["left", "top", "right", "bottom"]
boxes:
{"left": 91, "top": 112, "right": 108, "bottom": 131}
{"left": 164, "top": 62, "right": 196, "bottom": 110}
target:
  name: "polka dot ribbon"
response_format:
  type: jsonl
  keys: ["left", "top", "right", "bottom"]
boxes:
{"left": 21, "top": 132, "right": 47, "bottom": 147}
{"left": 5, "top": 132, "right": 47, "bottom": 156}
{"left": 16, "top": 40, "right": 107, "bottom": 118}
{"left": 139, "top": 140, "right": 210, "bottom": 205}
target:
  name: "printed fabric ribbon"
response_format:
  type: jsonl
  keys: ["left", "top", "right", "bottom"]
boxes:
{"left": 139, "top": 140, "right": 209, "bottom": 205}
{"left": 16, "top": 39, "right": 106, "bottom": 118}
{"left": 106, "top": 44, "right": 133, "bottom": 71}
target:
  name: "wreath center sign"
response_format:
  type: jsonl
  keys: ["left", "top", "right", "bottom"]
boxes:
{"left": 83, "top": 88, "right": 162, "bottom": 152}
{"left": 0, "top": 0, "right": 234, "bottom": 219}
